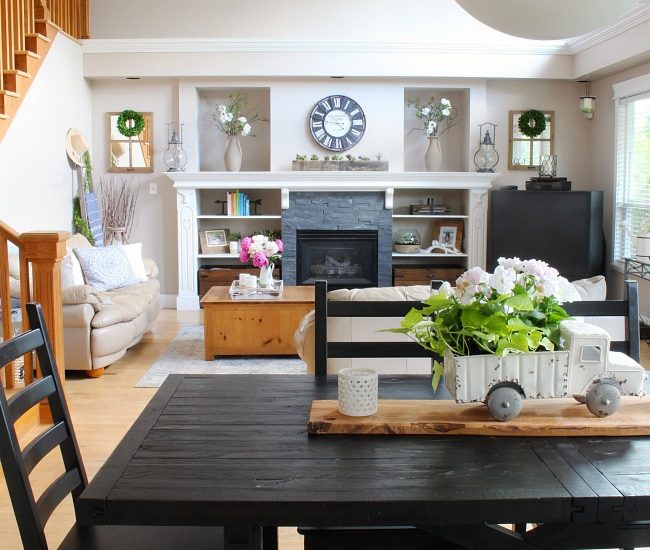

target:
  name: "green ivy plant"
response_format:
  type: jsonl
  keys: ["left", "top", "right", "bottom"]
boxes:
{"left": 72, "top": 197, "right": 94, "bottom": 245}
{"left": 82, "top": 151, "right": 93, "bottom": 193}
{"left": 116, "top": 109, "right": 145, "bottom": 137}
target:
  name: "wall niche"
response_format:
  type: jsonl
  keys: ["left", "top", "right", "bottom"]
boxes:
{"left": 197, "top": 87, "right": 271, "bottom": 171}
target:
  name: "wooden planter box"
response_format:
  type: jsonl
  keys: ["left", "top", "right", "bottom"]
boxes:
{"left": 292, "top": 160, "right": 389, "bottom": 171}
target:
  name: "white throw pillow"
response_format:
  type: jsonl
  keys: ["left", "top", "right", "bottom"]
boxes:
{"left": 73, "top": 246, "right": 138, "bottom": 292}
{"left": 121, "top": 243, "right": 148, "bottom": 283}
{"left": 571, "top": 275, "right": 607, "bottom": 301}
{"left": 60, "top": 253, "right": 85, "bottom": 289}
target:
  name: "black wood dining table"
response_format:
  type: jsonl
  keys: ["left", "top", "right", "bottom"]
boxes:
{"left": 77, "top": 374, "right": 650, "bottom": 549}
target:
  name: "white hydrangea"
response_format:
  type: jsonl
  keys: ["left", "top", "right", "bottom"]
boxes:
{"left": 497, "top": 257, "right": 523, "bottom": 271}
{"left": 455, "top": 267, "right": 490, "bottom": 305}
{"left": 263, "top": 240, "right": 279, "bottom": 256}
{"left": 488, "top": 265, "right": 516, "bottom": 295}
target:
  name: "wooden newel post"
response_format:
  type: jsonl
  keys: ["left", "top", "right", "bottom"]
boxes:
{"left": 21, "top": 230, "right": 68, "bottom": 421}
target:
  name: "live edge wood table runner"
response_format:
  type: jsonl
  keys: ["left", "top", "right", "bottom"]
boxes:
{"left": 308, "top": 398, "right": 650, "bottom": 436}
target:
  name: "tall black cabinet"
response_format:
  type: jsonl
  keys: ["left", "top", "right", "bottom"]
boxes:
{"left": 488, "top": 190, "right": 605, "bottom": 281}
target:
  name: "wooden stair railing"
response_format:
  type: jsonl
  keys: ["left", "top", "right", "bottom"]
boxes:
{"left": 0, "top": 0, "right": 89, "bottom": 141}
{"left": 0, "top": 220, "right": 68, "bottom": 423}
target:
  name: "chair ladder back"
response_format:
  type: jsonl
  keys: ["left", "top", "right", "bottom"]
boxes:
{"left": 0, "top": 303, "right": 88, "bottom": 550}
{"left": 563, "top": 280, "right": 640, "bottom": 363}
{"left": 314, "top": 280, "right": 436, "bottom": 375}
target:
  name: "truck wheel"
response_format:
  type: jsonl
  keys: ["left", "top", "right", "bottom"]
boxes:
{"left": 486, "top": 386, "right": 523, "bottom": 422}
{"left": 586, "top": 381, "right": 621, "bottom": 418}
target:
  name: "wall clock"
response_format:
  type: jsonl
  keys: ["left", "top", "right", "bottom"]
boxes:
{"left": 309, "top": 95, "right": 366, "bottom": 151}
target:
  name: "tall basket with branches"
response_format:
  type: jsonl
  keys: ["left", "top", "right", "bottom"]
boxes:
{"left": 99, "top": 176, "right": 139, "bottom": 245}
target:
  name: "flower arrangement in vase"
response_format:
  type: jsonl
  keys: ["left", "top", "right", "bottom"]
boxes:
{"left": 408, "top": 96, "right": 457, "bottom": 171}
{"left": 389, "top": 258, "right": 579, "bottom": 389}
{"left": 239, "top": 234, "right": 283, "bottom": 288}
{"left": 213, "top": 93, "right": 262, "bottom": 172}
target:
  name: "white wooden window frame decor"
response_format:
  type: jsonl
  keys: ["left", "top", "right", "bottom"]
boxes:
{"left": 508, "top": 110, "right": 555, "bottom": 170}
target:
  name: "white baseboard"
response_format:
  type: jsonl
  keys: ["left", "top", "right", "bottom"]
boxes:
{"left": 160, "top": 294, "right": 179, "bottom": 309}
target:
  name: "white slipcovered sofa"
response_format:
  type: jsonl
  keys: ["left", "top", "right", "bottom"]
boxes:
{"left": 294, "top": 276, "right": 614, "bottom": 375}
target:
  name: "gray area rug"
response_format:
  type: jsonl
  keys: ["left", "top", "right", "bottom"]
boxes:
{"left": 135, "top": 325, "right": 307, "bottom": 387}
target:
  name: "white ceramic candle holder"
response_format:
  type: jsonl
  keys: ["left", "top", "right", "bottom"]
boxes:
{"left": 337, "top": 367, "right": 378, "bottom": 416}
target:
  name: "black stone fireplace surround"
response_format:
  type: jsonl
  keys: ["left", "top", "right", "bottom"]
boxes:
{"left": 281, "top": 191, "right": 392, "bottom": 287}
{"left": 296, "top": 229, "right": 378, "bottom": 289}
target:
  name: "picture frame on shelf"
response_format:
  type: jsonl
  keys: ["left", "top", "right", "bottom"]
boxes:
{"left": 200, "top": 229, "right": 229, "bottom": 254}
{"left": 433, "top": 220, "right": 463, "bottom": 251}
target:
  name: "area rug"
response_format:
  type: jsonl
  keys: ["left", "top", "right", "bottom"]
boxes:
{"left": 135, "top": 325, "right": 307, "bottom": 387}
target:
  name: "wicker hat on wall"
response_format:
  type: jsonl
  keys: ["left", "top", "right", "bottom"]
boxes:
{"left": 66, "top": 128, "right": 89, "bottom": 166}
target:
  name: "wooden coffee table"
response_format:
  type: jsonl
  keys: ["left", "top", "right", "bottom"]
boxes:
{"left": 201, "top": 285, "right": 315, "bottom": 360}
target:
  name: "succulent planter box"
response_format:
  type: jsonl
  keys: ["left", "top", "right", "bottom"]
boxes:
{"left": 291, "top": 160, "right": 388, "bottom": 171}
{"left": 443, "top": 321, "right": 646, "bottom": 422}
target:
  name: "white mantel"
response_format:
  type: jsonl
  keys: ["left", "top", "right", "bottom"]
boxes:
{"left": 166, "top": 171, "right": 498, "bottom": 309}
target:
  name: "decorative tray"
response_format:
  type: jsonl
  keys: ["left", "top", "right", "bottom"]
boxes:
{"left": 229, "top": 280, "right": 283, "bottom": 299}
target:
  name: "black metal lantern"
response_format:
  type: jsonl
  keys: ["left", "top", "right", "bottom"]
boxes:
{"left": 473, "top": 123, "right": 499, "bottom": 173}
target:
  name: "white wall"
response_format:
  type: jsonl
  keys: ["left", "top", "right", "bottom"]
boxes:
{"left": 0, "top": 34, "right": 91, "bottom": 232}
{"left": 89, "top": 79, "right": 177, "bottom": 296}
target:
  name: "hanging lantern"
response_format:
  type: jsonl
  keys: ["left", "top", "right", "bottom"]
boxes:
{"left": 473, "top": 123, "right": 499, "bottom": 173}
{"left": 578, "top": 80, "right": 596, "bottom": 119}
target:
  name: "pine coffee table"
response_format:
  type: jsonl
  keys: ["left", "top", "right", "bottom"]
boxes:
{"left": 201, "top": 285, "right": 315, "bottom": 360}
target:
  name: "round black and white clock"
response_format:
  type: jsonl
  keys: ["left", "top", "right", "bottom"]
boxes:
{"left": 309, "top": 95, "right": 366, "bottom": 152}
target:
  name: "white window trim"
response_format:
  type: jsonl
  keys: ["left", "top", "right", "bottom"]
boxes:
{"left": 610, "top": 72, "right": 650, "bottom": 270}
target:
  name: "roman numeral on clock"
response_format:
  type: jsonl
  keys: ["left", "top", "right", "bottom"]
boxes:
{"left": 314, "top": 129, "right": 325, "bottom": 139}
{"left": 323, "top": 135, "right": 332, "bottom": 148}
{"left": 349, "top": 108, "right": 359, "bottom": 116}
{"left": 311, "top": 120, "right": 323, "bottom": 128}
{"left": 352, "top": 118, "right": 363, "bottom": 126}
{"left": 334, "top": 138, "right": 342, "bottom": 149}
{"left": 313, "top": 110, "right": 324, "bottom": 119}
{"left": 320, "top": 99, "right": 332, "bottom": 111}
{"left": 332, "top": 96, "right": 341, "bottom": 108}
{"left": 351, "top": 128, "right": 361, "bottom": 137}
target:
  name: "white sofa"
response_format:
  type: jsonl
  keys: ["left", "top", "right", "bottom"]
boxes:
{"left": 294, "top": 276, "right": 615, "bottom": 374}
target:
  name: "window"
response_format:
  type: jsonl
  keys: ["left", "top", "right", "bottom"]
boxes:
{"left": 613, "top": 75, "right": 650, "bottom": 266}
{"left": 108, "top": 112, "right": 153, "bottom": 173}
{"left": 580, "top": 345, "right": 602, "bottom": 363}
{"left": 508, "top": 111, "right": 554, "bottom": 170}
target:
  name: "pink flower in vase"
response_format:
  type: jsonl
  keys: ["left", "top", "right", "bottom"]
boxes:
{"left": 275, "top": 239, "right": 283, "bottom": 253}
{"left": 239, "top": 250, "right": 249, "bottom": 264}
{"left": 252, "top": 252, "right": 269, "bottom": 268}
{"left": 240, "top": 236, "right": 252, "bottom": 253}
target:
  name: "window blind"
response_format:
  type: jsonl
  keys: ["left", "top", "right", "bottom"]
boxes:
{"left": 613, "top": 89, "right": 650, "bottom": 266}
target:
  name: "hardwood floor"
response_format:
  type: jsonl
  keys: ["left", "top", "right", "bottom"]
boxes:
{"left": 1, "top": 309, "right": 649, "bottom": 549}
{"left": 0, "top": 309, "right": 305, "bottom": 549}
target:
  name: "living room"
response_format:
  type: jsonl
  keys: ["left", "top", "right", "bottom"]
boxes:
{"left": 1, "top": 0, "right": 650, "bottom": 548}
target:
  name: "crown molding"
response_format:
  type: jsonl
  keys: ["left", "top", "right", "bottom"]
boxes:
{"left": 566, "top": 5, "right": 650, "bottom": 53}
{"left": 81, "top": 38, "right": 569, "bottom": 56}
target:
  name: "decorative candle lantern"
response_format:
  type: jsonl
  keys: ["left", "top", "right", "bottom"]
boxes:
{"left": 163, "top": 122, "right": 188, "bottom": 172}
{"left": 578, "top": 80, "right": 596, "bottom": 119}
{"left": 473, "top": 123, "right": 499, "bottom": 173}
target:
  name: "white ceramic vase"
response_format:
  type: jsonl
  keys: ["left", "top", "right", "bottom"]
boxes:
{"left": 259, "top": 262, "right": 275, "bottom": 289}
{"left": 224, "top": 136, "right": 242, "bottom": 172}
{"left": 424, "top": 136, "right": 443, "bottom": 172}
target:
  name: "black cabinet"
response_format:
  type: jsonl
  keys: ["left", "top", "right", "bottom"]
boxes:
{"left": 488, "top": 190, "right": 605, "bottom": 281}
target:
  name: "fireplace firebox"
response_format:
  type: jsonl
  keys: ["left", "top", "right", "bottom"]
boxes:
{"left": 296, "top": 229, "right": 378, "bottom": 289}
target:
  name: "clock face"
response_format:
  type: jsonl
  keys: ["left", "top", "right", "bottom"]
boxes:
{"left": 309, "top": 95, "right": 366, "bottom": 151}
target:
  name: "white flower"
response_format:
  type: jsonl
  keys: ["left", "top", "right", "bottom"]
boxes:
{"left": 441, "top": 108, "right": 451, "bottom": 117}
{"left": 497, "top": 257, "right": 523, "bottom": 271}
{"left": 224, "top": 112, "right": 233, "bottom": 122}
{"left": 241, "top": 123, "right": 252, "bottom": 136}
{"left": 218, "top": 105, "right": 227, "bottom": 113}
{"left": 488, "top": 265, "right": 516, "bottom": 295}
{"left": 219, "top": 113, "right": 228, "bottom": 124}
{"left": 238, "top": 116, "right": 247, "bottom": 123}
{"left": 263, "top": 240, "right": 279, "bottom": 256}
{"left": 455, "top": 267, "right": 490, "bottom": 304}
{"left": 420, "top": 107, "right": 430, "bottom": 116}
{"left": 554, "top": 276, "right": 580, "bottom": 303}
{"left": 440, "top": 98, "right": 451, "bottom": 106}
{"left": 434, "top": 281, "right": 453, "bottom": 298}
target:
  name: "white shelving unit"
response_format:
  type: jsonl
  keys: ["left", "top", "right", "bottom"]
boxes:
{"left": 167, "top": 171, "right": 497, "bottom": 310}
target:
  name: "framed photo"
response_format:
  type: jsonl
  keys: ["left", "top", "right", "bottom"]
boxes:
{"left": 199, "top": 229, "right": 229, "bottom": 254}
{"left": 433, "top": 220, "right": 463, "bottom": 251}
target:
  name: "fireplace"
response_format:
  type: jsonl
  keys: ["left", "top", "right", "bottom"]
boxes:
{"left": 296, "top": 229, "right": 378, "bottom": 289}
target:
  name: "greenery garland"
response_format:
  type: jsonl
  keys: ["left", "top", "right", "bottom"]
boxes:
{"left": 116, "top": 109, "right": 145, "bottom": 137}
{"left": 72, "top": 197, "right": 95, "bottom": 245}
{"left": 518, "top": 109, "right": 546, "bottom": 138}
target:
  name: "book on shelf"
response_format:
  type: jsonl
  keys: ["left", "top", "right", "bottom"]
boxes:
{"left": 409, "top": 204, "right": 451, "bottom": 214}
{"left": 226, "top": 190, "right": 251, "bottom": 216}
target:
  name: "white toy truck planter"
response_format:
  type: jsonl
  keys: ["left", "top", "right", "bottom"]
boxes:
{"left": 444, "top": 320, "right": 647, "bottom": 422}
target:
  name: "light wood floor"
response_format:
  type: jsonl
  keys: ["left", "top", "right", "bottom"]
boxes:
{"left": 2, "top": 310, "right": 649, "bottom": 549}
{"left": 0, "top": 309, "right": 305, "bottom": 549}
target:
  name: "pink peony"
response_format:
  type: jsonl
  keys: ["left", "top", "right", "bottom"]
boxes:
{"left": 275, "top": 239, "right": 283, "bottom": 253}
{"left": 239, "top": 250, "right": 249, "bottom": 264}
{"left": 240, "top": 236, "right": 252, "bottom": 252}
{"left": 252, "top": 252, "right": 269, "bottom": 268}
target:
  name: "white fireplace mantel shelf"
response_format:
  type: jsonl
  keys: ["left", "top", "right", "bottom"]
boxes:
{"left": 166, "top": 171, "right": 499, "bottom": 209}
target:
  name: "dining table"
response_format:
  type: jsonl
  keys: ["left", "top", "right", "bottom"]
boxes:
{"left": 77, "top": 374, "right": 650, "bottom": 549}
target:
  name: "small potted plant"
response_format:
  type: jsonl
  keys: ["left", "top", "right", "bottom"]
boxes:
{"left": 394, "top": 230, "right": 421, "bottom": 253}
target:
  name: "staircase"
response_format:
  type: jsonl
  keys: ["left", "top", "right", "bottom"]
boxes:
{"left": 0, "top": 0, "right": 88, "bottom": 142}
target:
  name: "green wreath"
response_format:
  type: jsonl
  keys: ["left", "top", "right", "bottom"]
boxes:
{"left": 116, "top": 110, "right": 145, "bottom": 137}
{"left": 518, "top": 109, "right": 546, "bottom": 138}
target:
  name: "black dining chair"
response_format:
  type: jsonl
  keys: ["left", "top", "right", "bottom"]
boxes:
{"left": 0, "top": 302, "right": 225, "bottom": 550}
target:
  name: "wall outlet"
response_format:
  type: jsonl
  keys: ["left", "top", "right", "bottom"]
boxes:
{"left": 149, "top": 182, "right": 158, "bottom": 195}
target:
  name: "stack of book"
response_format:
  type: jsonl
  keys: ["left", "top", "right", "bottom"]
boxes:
{"left": 227, "top": 190, "right": 251, "bottom": 216}
{"left": 409, "top": 204, "right": 451, "bottom": 214}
